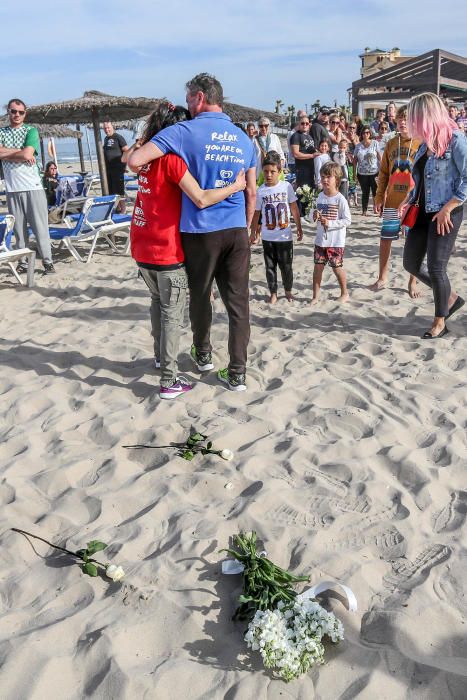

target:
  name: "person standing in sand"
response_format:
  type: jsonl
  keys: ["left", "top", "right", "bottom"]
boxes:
{"left": 0, "top": 98, "right": 55, "bottom": 274}
{"left": 250, "top": 151, "right": 303, "bottom": 304}
{"left": 128, "top": 73, "right": 256, "bottom": 392}
{"left": 310, "top": 161, "right": 351, "bottom": 305}
{"left": 124, "top": 103, "right": 246, "bottom": 400}
{"left": 399, "top": 92, "right": 466, "bottom": 339}
{"left": 369, "top": 106, "right": 421, "bottom": 298}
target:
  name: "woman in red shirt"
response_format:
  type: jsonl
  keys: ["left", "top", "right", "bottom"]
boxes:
{"left": 124, "top": 103, "right": 245, "bottom": 399}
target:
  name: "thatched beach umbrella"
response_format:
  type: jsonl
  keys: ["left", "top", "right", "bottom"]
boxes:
{"left": 224, "top": 102, "right": 286, "bottom": 127}
{"left": 26, "top": 91, "right": 159, "bottom": 194}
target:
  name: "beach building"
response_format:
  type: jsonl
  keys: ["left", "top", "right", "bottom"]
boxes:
{"left": 351, "top": 48, "right": 467, "bottom": 118}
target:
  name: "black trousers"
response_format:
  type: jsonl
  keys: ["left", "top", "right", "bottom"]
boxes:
{"left": 403, "top": 206, "right": 463, "bottom": 317}
{"left": 181, "top": 228, "right": 250, "bottom": 375}
{"left": 262, "top": 240, "right": 293, "bottom": 294}
{"left": 357, "top": 173, "right": 377, "bottom": 213}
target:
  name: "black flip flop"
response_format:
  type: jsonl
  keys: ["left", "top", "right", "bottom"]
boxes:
{"left": 421, "top": 326, "right": 449, "bottom": 339}
{"left": 445, "top": 296, "right": 465, "bottom": 320}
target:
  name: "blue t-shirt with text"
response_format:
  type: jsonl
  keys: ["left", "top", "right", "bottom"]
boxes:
{"left": 151, "top": 112, "right": 256, "bottom": 233}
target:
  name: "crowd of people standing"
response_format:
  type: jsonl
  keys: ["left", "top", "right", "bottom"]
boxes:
{"left": 1, "top": 79, "right": 466, "bottom": 398}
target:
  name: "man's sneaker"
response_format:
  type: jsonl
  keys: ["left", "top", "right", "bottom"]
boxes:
{"left": 160, "top": 376, "right": 193, "bottom": 400}
{"left": 43, "top": 262, "right": 56, "bottom": 274}
{"left": 217, "top": 368, "right": 246, "bottom": 392}
{"left": 16, "top": 262, "right": 29, "bottom": 274}
{"left": 154, "top": 358, "right": 161, "bottom": 369}
{"left": 190, "top": 344, "right": 214, "bottom": 372}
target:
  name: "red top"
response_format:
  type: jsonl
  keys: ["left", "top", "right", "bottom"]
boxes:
{"left": 130, "top": 154, "right": 188, "bottom": 265}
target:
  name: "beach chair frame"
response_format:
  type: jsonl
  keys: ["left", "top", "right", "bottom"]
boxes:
{"left": 0, "top": 214, "right": 36, "bottom": 287}
{"left": 53, "top": 195, "right": 130, "bottom": 264}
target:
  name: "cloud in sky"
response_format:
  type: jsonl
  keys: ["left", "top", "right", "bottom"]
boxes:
{"left": 1, "top": 1, "right": 466, "bottom": 113}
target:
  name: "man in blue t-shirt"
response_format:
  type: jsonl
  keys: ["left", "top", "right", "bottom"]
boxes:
{"left": 129, "top": 73, "right": 257, "bottom": 392}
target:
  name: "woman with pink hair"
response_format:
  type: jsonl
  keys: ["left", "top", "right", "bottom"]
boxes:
{"left": 399, "top": 92, "right": 467, "bottom": 338}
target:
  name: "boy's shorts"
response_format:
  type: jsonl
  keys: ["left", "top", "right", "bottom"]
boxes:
{"left": 314, "top": 245, "right": 344, "bottom": 268}
{"left": 381, "top": 207, "right": 402, "bottom": 240}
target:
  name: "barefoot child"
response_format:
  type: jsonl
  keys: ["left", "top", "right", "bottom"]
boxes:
{"left": 250, "top": 151, "right": 303, "bottom": 303}
{"left": 311, "top": 161, "right": 351, "bottom": 304}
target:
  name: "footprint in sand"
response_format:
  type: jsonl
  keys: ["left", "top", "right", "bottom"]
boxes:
{"left": 327, "top": 525, "right": 406, "bottom": 560}
{"left": 431, "top": 491, "right": 467, "bottom": 533}
{"left": 383, "top": 543, "right": 451, "bottom": 592}
{"left": 264, "top": 503, "right": 334, "bottom": 529}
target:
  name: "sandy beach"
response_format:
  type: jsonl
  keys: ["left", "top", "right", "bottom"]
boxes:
{"left": 0, "top": 198, "right": 466, "bottom": 699}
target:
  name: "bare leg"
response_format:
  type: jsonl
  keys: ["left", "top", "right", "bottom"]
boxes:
{"left": 369, "top": 239, "right": 391, "bottom": 291}
{"left": 408, "top": 274, "right": 421, "bottom": 298}
{"left": 311, "top": 264, "right": 324, "bottom": 305}
{"left": 268, "top": 292, "right": 278, "bottom": 304}
{"left": 285, "top": 290, "right": 294, "bottom": 302}
{"left": 333, "top": 266, "right": 349, "bottom": 302}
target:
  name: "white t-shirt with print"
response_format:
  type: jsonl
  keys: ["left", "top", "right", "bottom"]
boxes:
{"left": 354, "top": 140, "right": 379, "bottom": 175}
{"left": 312, "top": 191, "right": 351, "bottom": 247}
{"left": 314, "top": 153, "right": 331, "bottom": 189}
{"left": 256, "top": 181, "right": 297, "bottom": 242}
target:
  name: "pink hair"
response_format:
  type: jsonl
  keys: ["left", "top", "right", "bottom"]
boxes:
{"left": 407, "top": 92, "right": 458, "bottom": 157}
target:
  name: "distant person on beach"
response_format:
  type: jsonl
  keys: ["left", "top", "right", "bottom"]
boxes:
{"left": 0, "top": 98, "right": 55, "bottom": 274}
{"left": 255, "top": 117, "right": 285, "bottom": 171}
{"left": 353, "top": 127, "right": 379, "bottom": 215}
{"left": 103, "top": 121, "right": 128, "bottom": 212}
{"left": 369, "top": 105, "right": 421, "bottom": 298}
{"left": 287, "top": 109, "right": 306, "bottom": 174}
{"left": 43, "top": 161, "right": 59, "bottom": 207}
{"left": 124, "top": 102, "right": 246, "bottom": 400}
{"left": 332, "top": 138, "right": 351, "bottom": 200}
{"left": 290, "top": 115, "right": 319, "bottom": 196}
{"left": 314, "top": 140, "right": 332, "bottom": 189}
{"left": 399, "top": 92, "right": 466, "bottom": 339}
{"left": 128, "top": 73, "right": 256, "bottom": 392}
{"left": 385, "top": 102, "right": 397, "bottom": 132}
{"left": 310, "top": 161, "right": 351, "bottom": 304}
{"left": 370, "top": 109, "right": 387, "bottom": 137}
{"left": 250, "top": 151, "right": 302, "bottom": 304}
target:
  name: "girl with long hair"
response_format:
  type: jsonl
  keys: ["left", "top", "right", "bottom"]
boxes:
{"left": 399, "top": 92, "right": 467, "bottom": 338}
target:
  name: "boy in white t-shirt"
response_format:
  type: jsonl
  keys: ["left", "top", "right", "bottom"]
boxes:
{"left": 250, "top": 151, "right": 303, "bottom": 304}
{"left": 310, "top": 161, "right": 351, "bottom": 304}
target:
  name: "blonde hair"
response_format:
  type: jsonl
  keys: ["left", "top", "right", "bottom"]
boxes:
{"left": 407, "top": 92, "right": 458, "bottom": 157}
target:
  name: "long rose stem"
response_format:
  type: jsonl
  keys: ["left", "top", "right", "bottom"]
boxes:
{"left": 11, "top": 527, "right": 80, "bottom": 558}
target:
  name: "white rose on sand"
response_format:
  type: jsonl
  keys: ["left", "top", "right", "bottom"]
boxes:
{"left": 220, "top": 449, "right": 234, "bottom": 461}
{"left": 106, "top": 564, "right": 125, "bottom": 582}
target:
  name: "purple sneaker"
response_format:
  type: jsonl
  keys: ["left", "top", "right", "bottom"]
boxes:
{"left": 160, "top": 376, "right": 193, "bottom": 400}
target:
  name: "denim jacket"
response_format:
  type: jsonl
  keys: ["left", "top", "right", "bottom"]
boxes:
{"left": 408, "top": 131, "right": 467, "bottom": 211}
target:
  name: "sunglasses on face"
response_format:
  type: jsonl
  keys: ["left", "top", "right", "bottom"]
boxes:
{"left": 331, "top": 121, "right": 340, "bottom": 125}
{"left": 9, "top": 109, "right": 25, "bottom": 115}
{"left": 259, "top": 124, "right": 269, "bottom": 128}
{"left": 300, "top": 121, "right": 310, "bottom": 125}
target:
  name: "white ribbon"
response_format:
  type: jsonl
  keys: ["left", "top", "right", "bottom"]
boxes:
{"left": 221, "top": 559, "right": 357, "bottom": 614}
{"left": 298, "top": 580, "right": 358, "bottom": 613}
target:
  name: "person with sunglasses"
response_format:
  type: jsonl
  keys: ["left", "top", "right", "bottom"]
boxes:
{"left": 0, "top": 98, "right": 55, "bottom": 274}
{"left": 353, "top": 127, "right": 379, "bottom": 215}
{"left": 290, "top": 117, "right": 319, "bottom": 196}
{"left": 255, "top": 118, "right": 285, "bottom": 173}
{"left": 328, "top": 114, "right": 343, "bottom": 155}
{"left": 370, "top": 109, "right": 386, "bottom": 137}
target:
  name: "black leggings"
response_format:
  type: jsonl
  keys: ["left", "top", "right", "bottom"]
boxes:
{"left": 262, "top": 240, "right": 293, "bottom": 293}
{"left": 357, "top": 173, "right": 377, "bottom": 213}
{"left": 403, "top": 206, "right": 463, "bottom": 317}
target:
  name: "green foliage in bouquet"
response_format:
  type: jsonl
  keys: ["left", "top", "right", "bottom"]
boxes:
{"left": 221, "top": 531, "right": 309, "bottom": 620}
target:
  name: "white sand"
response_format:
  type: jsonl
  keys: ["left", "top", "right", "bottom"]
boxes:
{"left": 0, "top": 205, "right": 466, "bottom": 699}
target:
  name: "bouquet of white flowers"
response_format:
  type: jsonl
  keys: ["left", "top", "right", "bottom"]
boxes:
{"left": 222, "top": 532, "right": 345, "bottom": 682}
{"left": 295, "top": 184, "right": 317, "bottom": 216}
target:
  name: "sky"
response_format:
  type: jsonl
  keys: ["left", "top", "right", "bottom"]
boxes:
{"left": 1, "top": 1, "right": 466, "bottom": 116}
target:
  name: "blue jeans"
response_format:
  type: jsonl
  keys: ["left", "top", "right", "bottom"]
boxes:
{"left": 403, "top": 206, "right": 463, "bottom": 317}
